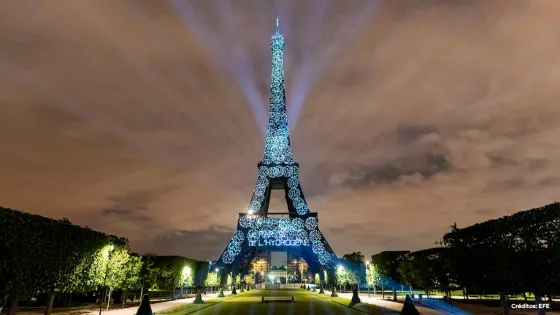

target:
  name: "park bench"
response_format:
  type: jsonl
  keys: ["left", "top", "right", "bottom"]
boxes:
{"left": 262, "top": 296, "right": 295, "bottom": 303}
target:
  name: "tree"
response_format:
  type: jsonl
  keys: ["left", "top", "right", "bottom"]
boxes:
{"left": 397, "top": 257, "right": 418, "bottom": 295}
{"left": 234, "top": 275, "right": 241, "bottom": 288}
{"left": 120, "top": 254, "right": 143, "bottom": 306}
{"left": 138, "top": 256, "right": 157, "bottom": 300}
{"left": 192, "top": 260, "right": 211, "bottom": 287}
{"left": 255, "top": 271, "right": 262, "bottom": 284}
{"left": 182, "top": 265, "right": 194, "bottom": 287}
{"left": 104, "top": 247, "right": 135, "bottom": 309}
{"left": 342, "top": 252, "right": 365, "bottom": 289}
{"left": 44, "top": 222, "right": 123, "bottom": 315}
{"left": 65, "top": 244, "right": 120, "bottom": 307}
{"left": 205, "top": 272, "right": 219, "bottom": 292}
{"left": 371, "top": 251, "right": 410, "bottom": 284}
{"left": 336, "top": 265, "right": 358, "bottom": 292}
{"left": 0, "top": 206, "right": 207, "bottom": 315}
{"left": 371, "top": 250, "right": 410, "bottom": 296}
{"left": 149, "top": 256, "right": 199, "bottom": 298}
{"left": 0, "top": 207, "right": 120, "bottom": 315}
{"left": 443, "top": 202, "right": 560, "bottom": 315}
{"left": 246, "top": 271, "right": 255, "bottom": 285}
{"left": 342, "top": 252, "right": 365, "bottom": 265}
{"left": 366, "top": 263, "right": 381, "bottom": 294}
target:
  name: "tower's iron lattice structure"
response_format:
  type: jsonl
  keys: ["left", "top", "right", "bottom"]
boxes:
{"left": 216, "top": 19, "right": 337, "bottom": 284}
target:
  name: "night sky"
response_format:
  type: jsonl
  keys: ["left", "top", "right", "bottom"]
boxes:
{"left": 1, "top": 0, "right": 559, "bottom": 260}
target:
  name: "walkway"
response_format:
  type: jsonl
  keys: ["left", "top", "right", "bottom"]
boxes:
{"left": 327, "top": 290, "right": 457, "bottom": 315}
{"left": 16, "top": 292, "right": 230, "bottom": 315}
{"left": 349, "top": 292, "right": 560, "bottom": 315}
{"left": 82, "top": 292, "right": 230, "bottom": 315}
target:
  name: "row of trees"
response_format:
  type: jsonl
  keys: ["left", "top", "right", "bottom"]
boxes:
{"left": 332, "top": 202, "right": 559, "bottom": 310}
{"left": 0, "top": 207, "right": 208, "bottom": 315}
{"left": 337, "top": 252, "right": 365, "bottom": 291}
{"left": 443, "top": 202, "right": 560, "bottom": 312}
{"left": 391, "top": 202, "right": 560, "bottom": 302}
{"left": 371, "top": 248, "right": 448, "bottom": 297}
{"left": 203, "top": 273, "right": 241, "bottom": 293}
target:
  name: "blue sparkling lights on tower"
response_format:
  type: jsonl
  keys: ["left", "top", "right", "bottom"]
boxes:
{"left": 216, "top": 19, "right": 338, "bottom": 270}
{"left": 261, "top": 17, "right": 294, "bottom": 165}
{"left": 246, "top": 18, "right": 307, "bottom": 216}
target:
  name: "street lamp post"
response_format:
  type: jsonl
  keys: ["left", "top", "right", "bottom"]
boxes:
{"left": 182, "top": 266, "right": 191, "bottom": 297}
{"left": 99, "top": 244, "right": 114, "bottom": 315}
{"left": 337, "top": 265, "right": 344, "bottom": 293}
{"left": 215, "top": 267, "right": 219, "bottom": 294}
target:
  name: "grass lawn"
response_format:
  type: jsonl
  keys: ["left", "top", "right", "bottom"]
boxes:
{"left": 329, "top": 296, "right": 392, "bottom": 314}
{"left": 154, "top": 295, "right": 234, "bottom": 315}
{"left": 153, "top": 303, "right": 217, "bottom": 315}
{"left": 187, "top": 289, "right": 384, "bottom": 315}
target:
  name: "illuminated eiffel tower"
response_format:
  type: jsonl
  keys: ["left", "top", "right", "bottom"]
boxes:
{"left": 216, "top": 19, "right": 337, "bottom": 284}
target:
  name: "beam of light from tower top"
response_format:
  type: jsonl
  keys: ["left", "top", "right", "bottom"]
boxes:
{"left": 67, "top": 1, "right": 216, "bottom": 139}
{"left": 1, "top": 61, "right": 248, "bottom": 200}
{"left": 284, "top": 0, "right": 330, "bottom": 128}
{"left": 287, "top": 0, "right": 380, "bottom": 130}
{"left": 171, "top": 0, "right": 269, "bottom": 137}
{"left": 121, "top": 1, "right": 255, "bottom": 151}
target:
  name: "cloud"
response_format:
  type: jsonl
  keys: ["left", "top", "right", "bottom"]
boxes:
{"left": 1, "top": 0, "right": 560, "bottom": 260}
{"left": 130, "top": 225, "right": 235, "bottom": 260}
{"left": 343, "top": 152, "right": 450, "bottom": 187}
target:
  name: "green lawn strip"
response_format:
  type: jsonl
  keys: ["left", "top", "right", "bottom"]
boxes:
{"left": 314, "top": 294, "right": 387, "bottom": 315}
{"left": 154, "top": 303, "right": 217, "bottom": 315}
{"left": 155, "top": 292, "right": 248, "bottom": 315}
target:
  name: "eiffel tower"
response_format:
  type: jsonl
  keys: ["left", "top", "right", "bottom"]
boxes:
{"left": 216, "top": 18, "right": 337, "bottom": 284}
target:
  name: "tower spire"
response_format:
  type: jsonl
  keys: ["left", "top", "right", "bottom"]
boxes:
{"left": 262, "top": 17, "right": 293, "bottom": 165}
